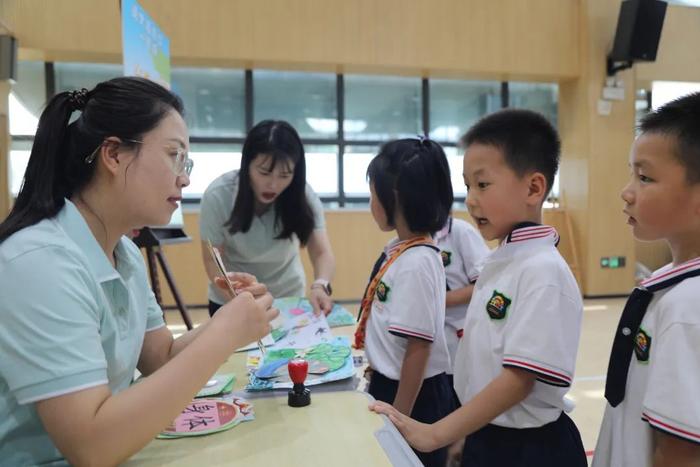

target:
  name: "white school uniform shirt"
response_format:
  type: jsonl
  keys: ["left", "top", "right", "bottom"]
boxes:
{"left": 593, "top": 258, "right": 700, "bottom": 467}
{"left": 434, "top": 217, "right": 490, "bottom": 372}
{"left": 453, "top": 224, "right": 583, "bottom": 428}
{"left": 365, "top": 237, "right": 452, "bottom": 381}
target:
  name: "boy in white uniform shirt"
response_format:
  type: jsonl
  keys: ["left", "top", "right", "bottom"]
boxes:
{"left": 372, "top": 109, "right": 586, "bottom": 467}
{"left": 434, "top": 216, "right": 490, "bottom": 378}
{"left": 593, "top": 93, "right": 700, "bottom": 466}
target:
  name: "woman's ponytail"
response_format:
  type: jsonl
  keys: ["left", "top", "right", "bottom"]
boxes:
{"left": 0, "top": 77, "right": 183, "bottom": 243}
{"left": 0, "top": 91, "right": 77, "bottom": 242}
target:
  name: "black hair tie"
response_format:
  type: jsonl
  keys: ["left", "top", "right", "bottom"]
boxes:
{"left": 68, "top": 88, "right": 89, "bottom": 111}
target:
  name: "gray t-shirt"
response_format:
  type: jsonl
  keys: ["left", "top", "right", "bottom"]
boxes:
{"left": 200, "top": 170, "right": 326, "bottom": 303}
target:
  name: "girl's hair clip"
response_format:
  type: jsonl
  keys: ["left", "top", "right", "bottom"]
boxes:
{"left": 416, "top": 134, "right": 432, "bottom": 148}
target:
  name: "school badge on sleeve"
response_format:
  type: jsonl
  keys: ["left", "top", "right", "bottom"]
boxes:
{"left": 441, "top": 250, "right": 452, "bottom": 267}
{"left": 634, "top": 328, "right": 651, "bottom": 363}
{"left": 486, "top": 290, "right": 511, "bottom": 320}
{"left": 376, "top": 280, "right": 390, "bottom": 302}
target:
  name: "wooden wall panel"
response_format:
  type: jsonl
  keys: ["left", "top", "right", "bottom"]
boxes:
{"left": 3, "top": 0, "right": 579, "bottom": 80}
{"left": 558, "top": 0, "right": 637, "bottom": 296}
{"left": 636, "top": 5, "right": 700, "bottom": 83}
{"left": 635, "top": 240, "right": 670, "bottom": 272}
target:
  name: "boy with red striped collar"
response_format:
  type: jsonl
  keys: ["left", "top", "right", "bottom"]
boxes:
{"left": 372, "top": 109, "right": 587, "bottom": 467}
{"left": 593, "top": 93, "right": 700, "bottom": 467}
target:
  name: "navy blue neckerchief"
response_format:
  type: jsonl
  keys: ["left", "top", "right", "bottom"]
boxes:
{"left": 605, "top": 261, "right": 700, "bottom": 407}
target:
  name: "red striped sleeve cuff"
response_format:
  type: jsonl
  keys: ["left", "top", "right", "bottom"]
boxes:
{"left": 502, "top": 357, "right": 572, "bottom": 387}
{"left": 642, "top": 411, "right": 700, "bottom": 445}
{"left": 387, "top": 325, "right": 434, "bottom": 342}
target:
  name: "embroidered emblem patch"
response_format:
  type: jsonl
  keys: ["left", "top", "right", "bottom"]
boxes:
{"left": 486, "top": 290, "right": 511, "bottom": 320}
{"left": 376, "top": 281, "right": 390, "bottom": 302}
{"left": 441, "top": 250, "right": 452, "bottom": 267}
{"left": 634, "top": 328, "right": 651, "bottom": 363}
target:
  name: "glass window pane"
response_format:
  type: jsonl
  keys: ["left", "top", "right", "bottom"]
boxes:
{"left": 10, "top": 92, "right": 39, "bottom": 136}
{"left": 55, "top": 62, "right": 122, "bottom": 93}
{"left": 508, "top": 82, "right": 558, "bottom": 128}
{"left": 305, "top": 145, "right": 338, "bottom": 196}
{"left": 343, "top": 144, "right": 380, "bottom": 196}
{"left": 443, "top": 146, "right": 467, "bottom": 197}
{"left": 429, "top": 79, "right": 501, "bottom": 143}
{"left": 9, "top": 140, "right": 33, "bottom": 196}
{"left": 254, "top": 70, "right": 337, "bottom": 139}
{"left": 343, "top": 144, "right": 464, "bottom": 197}
{"left": 10, "top": 61, "right": 45, "bottom": 136}
{"left": 184, "top": 143, "right": 242, "bottom": 199}
{"left": 345, "top": 75, "right": 421, "bottom": 141}
{"left": 172, "top": 67, "right": 245, "bottom": 137}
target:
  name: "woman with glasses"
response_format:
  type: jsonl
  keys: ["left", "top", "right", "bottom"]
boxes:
{"left": 200, "top": 120, "right": 336, "bottom": 316}
{"left": 0, "top": 77, "right": 278, "bottom": 466}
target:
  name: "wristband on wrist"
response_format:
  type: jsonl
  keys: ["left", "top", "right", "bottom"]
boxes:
{"left": 311, "top": 279, "right": 332, "bottom": 296}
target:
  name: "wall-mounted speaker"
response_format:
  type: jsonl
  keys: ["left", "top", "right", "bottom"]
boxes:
{"left": 610, "top": 0, "right": 667, "bottom": 62}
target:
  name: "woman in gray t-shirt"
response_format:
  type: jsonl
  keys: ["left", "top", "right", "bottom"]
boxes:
{"left": 200, "top": 120, "right": 336, "bottom": 316}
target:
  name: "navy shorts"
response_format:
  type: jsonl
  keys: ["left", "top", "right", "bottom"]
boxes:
{"left": 369, "top": 370, "right": 457, "bottom": 467}
{"left": 461, "top": 412, "right": 587, "bottom": 467}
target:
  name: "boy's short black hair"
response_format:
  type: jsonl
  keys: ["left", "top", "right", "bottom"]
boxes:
{"left": 640, "top": 92, "right": 700, "bottom": 184}
{"left": 367, "top": 138, "right": 454, "bottom": 234}
{"left": 461, "top": 109, "right": 561, "bottom": 198}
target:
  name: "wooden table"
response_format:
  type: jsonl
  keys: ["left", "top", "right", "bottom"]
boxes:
{"left": 125, "top": 329, "right": 421, "bottom": 466}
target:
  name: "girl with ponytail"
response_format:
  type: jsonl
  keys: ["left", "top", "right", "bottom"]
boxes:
{"left": 356, "top": 137, "right": 456, "bottom": 467}
{"left": 0, "top": 77, "right": 278, "bottom": 465}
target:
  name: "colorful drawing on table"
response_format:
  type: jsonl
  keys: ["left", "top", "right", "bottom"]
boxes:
{"left": 273, "top": 301, "right": 334, "bottom": 349}
{"left": 237, "top": 298, "right": 353, "bottom": 353}
{"left": 157, "top": 397, "right": 254, "bottom": 439}
{"left": 273, "top": 296, "right": 355, "bottom": 328}
{"left": 246, "top": 336, "right": 354, "bottom": 391}
{"left": 326, "top": 306, "right": 355, "bottom": 327}
{"left": 234, "top": 308, "right": 290, "bottom": 352}
{"left": 196, "top": 373, "right": 236, "bottom": 398}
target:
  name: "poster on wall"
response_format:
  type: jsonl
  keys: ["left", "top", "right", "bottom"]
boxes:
{"left": 121, "top": 0, "right": 171, "bottom": 88}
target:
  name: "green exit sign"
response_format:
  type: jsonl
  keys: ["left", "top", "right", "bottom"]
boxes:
{"left": 600, "top": 256, "right": 626, "bottom": 269}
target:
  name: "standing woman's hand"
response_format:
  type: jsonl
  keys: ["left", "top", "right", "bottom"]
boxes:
{"left": 306, "top": 229, "right": 336, "bottom": 316}
{"left": 309, "top": 285, "right": 333, "bottom": 316}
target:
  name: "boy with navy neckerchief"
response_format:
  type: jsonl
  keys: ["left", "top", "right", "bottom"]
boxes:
{"left": 371, "top": 109, "right": 587, "bottom": 467}
{"left": 593, "top": 93, "right": 700, "bottom": 466}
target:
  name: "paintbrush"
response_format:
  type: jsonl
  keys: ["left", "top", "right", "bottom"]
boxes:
{"left": 206, "top": 240, "right": 266, "bottom": 356}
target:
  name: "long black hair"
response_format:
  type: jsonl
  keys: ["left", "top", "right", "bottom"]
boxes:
{"left": 367, "top": 137, "right": 453, "bottom": 234}
{"left": 226, "top": 120, "right": 315, "bottom": 245}
{"left": 0, "top": 77, "right": 184, "bottom": 243}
